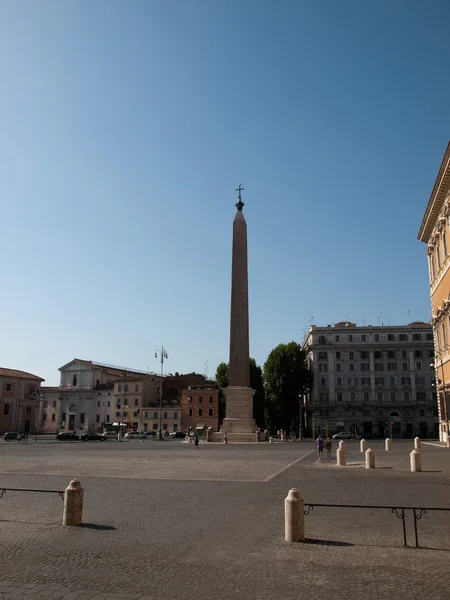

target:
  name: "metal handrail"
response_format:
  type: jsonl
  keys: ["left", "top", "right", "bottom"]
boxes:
{"left": 0, "top": 488, "right": 64, "bottom": 501}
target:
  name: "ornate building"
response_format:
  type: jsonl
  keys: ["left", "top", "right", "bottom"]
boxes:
{"left": 303, "top": 321, "right": 438, "bottom": 439}
{"left": 418, "top": 141, "right": 450, "bottom": 443}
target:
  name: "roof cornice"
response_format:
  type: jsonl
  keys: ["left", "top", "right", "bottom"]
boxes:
{"left": 418, "top": 141, "right": 450, "bottom": 242}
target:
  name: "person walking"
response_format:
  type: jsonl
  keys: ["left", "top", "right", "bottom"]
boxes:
{"left": 193, "top": 432, "right": 200, "bottom": 449}
{"left": 316, "top": 435, "right": 324, "bottom": 460}
{"left": 223, "top": 432, "right": 228, "bottom": 444}
{"left": 326, "top": 437, "right": 332, "bottom": 459}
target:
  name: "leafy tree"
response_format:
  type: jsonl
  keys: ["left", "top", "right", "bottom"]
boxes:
{"left": 263, "top": 342, "right": 313, "bottom": 434}
{"left": 215, "top": 359, "right": 266, "bottom": 428}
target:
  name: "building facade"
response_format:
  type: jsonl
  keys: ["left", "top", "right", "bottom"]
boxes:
{"left": 418, "top": 141, "right": 450, "bottom": 442}
{"left": 180, "top": 385, "right": 219, "bottom": 433}
{"left": 0, "top": 368, "right": 45, "bottom": 434}
{"left": 303, "top": 321, "right": 438, "bottom": 439}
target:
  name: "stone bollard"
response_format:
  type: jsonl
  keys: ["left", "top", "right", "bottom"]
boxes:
{"left": 410, "top": 449, "right": 422, "bottom": 472}
{"left": 336, "top": 447, "right": 346, "bottom": 466}
{"left": 269, "top": 436, "right": 273, "bottom": 444}
{"left": 385, "top": 438, "right": 392, "bottom": 451}
{"left": 338, "top": 440, "right": 346, "bottom": 449}
{"left": 63, "top": 479, "right": 84, "bottom": 526}
{"left": 281, "top": 433, "right": 286, "bottom": 442}
{"left": 447, "top": 437, "right": 450, "bottom": 448}
{"left": 365, "top": 448, "right": 375, "bottom": 469}
{"left": 360, "top": 439, "right": 367, "bottom": 453}
{"left": 264, "top": 429, "right": 269, "bottom": 441}
{"left": 284, "top": 488, "right": 305, "bottom": 542}
{"left": 414, "top": 437, "right": 421, "bottom": 450}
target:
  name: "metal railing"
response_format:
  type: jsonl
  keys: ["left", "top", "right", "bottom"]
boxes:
{"left": 0, "top": 488, "right": 64, "bottom": 501}
{"left": 304, "top": 503, "right": 450, "bottom": 548}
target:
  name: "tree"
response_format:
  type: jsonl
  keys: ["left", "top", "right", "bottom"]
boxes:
{"left": 215, "top": 359, "right": 267, "bottom": 428}
{"left": 263, "top": 342, "right": 313, "bottom": 434}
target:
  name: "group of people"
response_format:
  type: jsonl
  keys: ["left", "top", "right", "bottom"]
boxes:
{"left": 315, "top": 435, "right": 333, "bottom": 459}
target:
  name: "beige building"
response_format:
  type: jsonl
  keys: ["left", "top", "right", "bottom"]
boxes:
{"left": 112, "top": 373, "right": 161, "bottom": 431}
{"left": 0, "top": 367, "right": 45, "bottom": 434}
{"left": 418, "top": 141, "right": 450, "bottom": 442}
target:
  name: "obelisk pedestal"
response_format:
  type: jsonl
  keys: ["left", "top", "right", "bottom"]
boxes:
{"left": 221, "top": 186, "right": 257, "bottom": 440}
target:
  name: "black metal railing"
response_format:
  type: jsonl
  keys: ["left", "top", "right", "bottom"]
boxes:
{"left": 304, "top": 503, "right": 450, "bottom": 548}
{"left": 0, "top": 488, "right": 64, "bottom": 501}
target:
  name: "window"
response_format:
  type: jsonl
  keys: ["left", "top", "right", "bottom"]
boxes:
{"left": 198, "top": 408, "right": 203, "bottom": 417}
{"left": 152, "top": 423, "right": 158, "bottom": 430}
{"left": 335, "top": 351, "right": 341, "bottom": 359}
{"left": 189, "top": 408, "right": 193, "bottom": 416}
{"left": 378, "top": 409, "right": 384, "bottom": 416}
{"left": 72, "top": 375, "right": 77, "bottom": 386}
{"left": 133, "top": 412, "right": 138, "bottom": 418}
{"left": 174, "top": 412, "right": 178, "bottom": 419}
{"left": 390, "top": 392, "right": 396, "bottom": 402}
{"left": 199, "top": 396, "right": 203, "bottom": 404}
{"left": 118, "top": 384, "right": 122, "bottom": 392}
{"left": 361, "top": 363, "right": 370, "bottom": 371}
{"left": 209, "top": 396, "right": 213, "bottom": 403}
{"left": 4, "top": 403, "right": 9, "bottom": 415}
{"left": 403, "top": 392, "right": 410, "bottom": 402}
{"left": 52, "top": 414, "right": 56, "bottom": 422}
{"left": 318, "top": 363, "right": 328, "bottom": 372}
{"left": 362, "top": 377, "right": 370, "bottom": 386}
{"left": 337, "top": 409, "right": 343, "bottom": 417}
{"left": 336, "top": 377, "right": 342, "bottom": 386}
{"left": 417, "top": 391, "right": 426, "bottom": 402}
{"left": 426, "top": 333, "right": 433, "bottom": 341}
{"left": 153, "top": 412, "right": 158, "bottom": 419}
{"left": 97, "top": 401, "right": 100, "bottom": 407}
{"left": 53, "top": 400, "right": 56, "bottom": 408}
{"left": 390, "top": 376, "right": 395, "bottom": 386}
{"left": 96, "top": 414, "right": 100, "bottom": 423}
{"left": 116, "top": 411, "right": 120, "bottom": 418}
{"left": 80, "top": 413, "right": 85, "bottom": 424}
{"left": 375, "top": 377, "right": 384, "bottom": 386}
{"left": 134, "top": 384, "right": 139, "bottom": 392}
{"left": 318, "top": 335, "right": 327, "bottom": 344}
{"left": 399, "top": 334, "right": 408, "bottom": 342}
{"left": 320, "top": 377, "right": 327, "bottom": 386}
{"left": 6, "top": 383, "right": 12, "bottom": 392}
{"left": 350, "top": 392, "right": 356, "bottom": 403}
{"left": 161, "top": 412, "right": 167, "bottom": 419}
{"left": 402, "top": 351, "right": 407, "bottom": 359}
{"left": 375, "top": 363, "right": 383, "bottom": 371}
{"left": 318, "top": 351, "right": 327, "bottom": 360}
{"left": 25, "top": 406, "right": 31, "bottom": 415}
{"left": 135, "top": 398, "right": 139, "bottom": 406}
{"left": 348, "top": 377, "right": 356, "bottom": 386}
{"left": 348, "top": 335, "right": 353, "bottom": 342}
{"left": 107, "top": 401, "right": 110, "bottom": 407}
{"left": 416, "top": 361, "right": 423, "bottom": 372}
{"left": 388, "top": 362, "right": 396, "bottom": 371}
{"left": 414, "top": 350, "right": 422, "bottom": 358}
{"left": 336, "top": 392, "right": 343, "bottom": 402}
{"left": 412, "top": 333, "right": 422, "bottom": 341}
{"left": 364, "top": 410, "right": 371, "bottom": 417}
{"left": 335, "top": 335, "right": 340, "bottom": 342}
{"left": 388, "top": 334, "right": 395, "bottom": 341}
{"left": 437, "top": 243, "right": 442, "bottom": 269}
{"left": 349, "top": 351, "right": 354, "bottom": 360}
{"left": 387, "top": 351, "right": 395, "bottom": 359}
{"left": 374, "top": 351, "right": 381, "bottom": 359}
{"left": 319, "top": 393, "right": 329, "bottom": 402}
{"left": 209, "top": 408, "right": 213, "bottom": 416}
{"left": 363, "top": 392, "right": 369, "bottom": 402}
{"left": 402, "top": 362, "right": 408, "bottom": 371}
{"left": 443, "top": 230, "right": 448, "bottom": 257}
{"left": 361, "top": 351, "right": 369, "bottom": 359}
{"left": 349, "top": 363, "right": 355, "bottom": 372}
{"left": 106, "top": 415, "right": 110, "bottom": 422}
{"left": 401, "top": 377, "right": 411, "bottom": 386}
{"left": 377, "top": 392, "right": 383, "bottom": 403}
{"left": 96, "top": 379, "right": 100, "bottom": 388}
{"left": 430, "top": 254, "right": 436, "bottom": 278}
{"left": 374, "top": 334, "right": 379, "bottom": 342}
{"left": 124, "top": 384, "right": 128, "bottom": 392}
{"left": 336, "top": 363, "right": 342, "bottom": 372}
{"left": 419, "top": 409, "right": 425, "bottom": 417}
{"left": 361, "top": 334, "right": 366, "bottom": 342}
{"left": 416, "top": 376, "right": 425, "bottom": 385}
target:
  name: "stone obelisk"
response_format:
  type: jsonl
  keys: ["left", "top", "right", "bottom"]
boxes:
{"left": 222, "top": 185, "right": 257, "bottom": 437}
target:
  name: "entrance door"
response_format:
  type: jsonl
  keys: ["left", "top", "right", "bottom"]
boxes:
{"left": 24, "top": 419, "right": 30, "bottom": 434}
{"left": 406, "top": 423, "right": 413, "bottom": 438}
{"left": 69, "top": 414, "right": 75, "bottom": 430}
{"left": 378, "top": 421, "right": 385, "bottom": 438}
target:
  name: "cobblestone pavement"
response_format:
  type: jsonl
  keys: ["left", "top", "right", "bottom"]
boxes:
{"left": 0, "top": 441, "right": 449, "bottom": 600}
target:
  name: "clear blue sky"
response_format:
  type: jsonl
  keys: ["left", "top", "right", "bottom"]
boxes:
{"left": 1, "top": 1, "right": 449, "bottom": 385}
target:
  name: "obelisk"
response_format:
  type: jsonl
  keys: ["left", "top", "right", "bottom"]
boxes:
{"left": 222, "top": 185, "right": 257, "bottom": 437}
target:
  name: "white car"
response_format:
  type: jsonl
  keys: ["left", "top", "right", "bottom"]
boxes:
{"left": 102, "top": 431, "right": 118, "bottom": 439}
{"left": 332, "top": 431, "right": 353, "bottom": 440}
{"left": 124, "top": 431, "right": 146, "bottom": 440}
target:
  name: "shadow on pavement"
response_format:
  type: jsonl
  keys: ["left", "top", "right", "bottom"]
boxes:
{"left": 81, "top": 523, "right": 116, "bottom": 531}
{"left": 304, "top": 538, "right": 354, "bottom": 547}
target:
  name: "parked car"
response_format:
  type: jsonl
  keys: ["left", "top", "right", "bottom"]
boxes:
{"left": 3, "top": 432, "right": 19, "bottom": 441}
{"left": 332, "top": 431, "right": 353, "bottom": 440}
{"left": 102, "top": 431, "right": 119, "bottom": 439}
{"left": 80, "top": 433, "right": 106, "bottom": 442}
{"left": 124, "top": 431, "right": 146, "bottom": 440}
{"left": 170, "top": 431, "right": 186, "bottom": 439}
{"left": 56, "top": 432, "right": 79, "bottom": 441}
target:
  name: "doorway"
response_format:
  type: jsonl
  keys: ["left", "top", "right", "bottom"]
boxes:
{"left": 24, "top": 419, "right": 30, "bottom": 434}
{"left": 69, "top": 414, "right": 75, "bottom": 430}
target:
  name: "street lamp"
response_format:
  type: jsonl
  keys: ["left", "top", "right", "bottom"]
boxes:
{"left": 155, "top": 346, "right": 168, "bottom": 440}
{"left": 187, "top": 395, "right": 193, "bottom": 436}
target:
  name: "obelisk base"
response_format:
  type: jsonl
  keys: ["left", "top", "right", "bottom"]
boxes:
{"left": 221, "top": 386, "right": 257, "bottom": 435}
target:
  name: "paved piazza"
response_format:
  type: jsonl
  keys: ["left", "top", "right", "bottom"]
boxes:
{"left": 0, "top": 438, "right": 449, "bottom": 600}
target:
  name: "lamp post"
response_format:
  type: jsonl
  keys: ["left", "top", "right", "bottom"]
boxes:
{"left": 187, "top": 395, "right": 193, "bottom": 436}
{"left": 155, "top": 346, "right": 168, "bottom": 440}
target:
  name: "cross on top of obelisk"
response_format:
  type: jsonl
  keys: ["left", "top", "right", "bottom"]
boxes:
{"left": 235, "top": 184, "right": 245, "bottom": 211}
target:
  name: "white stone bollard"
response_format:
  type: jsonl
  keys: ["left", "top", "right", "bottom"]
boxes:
{"left": 410, "top": 449, "right": 422, "bottom": 472}
{"left": 336, "top": 447, "right": 346, "bottom": 466}
{"left": 269, "top": 436, "right": 273, "bottom": 443}
{"left": 360, "top": 439, "right": 367, "bottom": 453}
{"left": 338, "top": 440, "right": 346, "bottom": 449}
{"left": 414, "top": 437, "right": 421, "bottom": 450}
{"left": 284, "top": 488, "right": 305, "bottom": 542}
{"left": 446, "top": 437, "right": 450, "bottom": 448}
{"left": 63, "top": 479, "right": 84, "bottom": 526}
{"left": 385, "top": 438, "right": 392, "bottom": 451}
{"left": 365, "top": 448, "right": 375, "bottom": 469}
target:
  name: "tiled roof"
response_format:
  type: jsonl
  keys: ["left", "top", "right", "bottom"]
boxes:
{"left": 0, "top": 367, "right": 44, "bottom": 381}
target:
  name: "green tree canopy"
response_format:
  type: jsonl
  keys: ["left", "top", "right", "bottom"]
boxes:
{"left": 263, "top": 342, "right": 312, "bottom": 433}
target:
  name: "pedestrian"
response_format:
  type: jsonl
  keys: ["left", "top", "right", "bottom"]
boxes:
{"left": 223, "top": 432, "right": 228, "bottom": 444}
{"left": 193, "top": 433, "right": 199, "bottom": 449}
{"left": 316, "top": 435, "right": 324, "bottom": 460}
{"left": 326, "top": 437, "right": 332, "bottom": 459}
